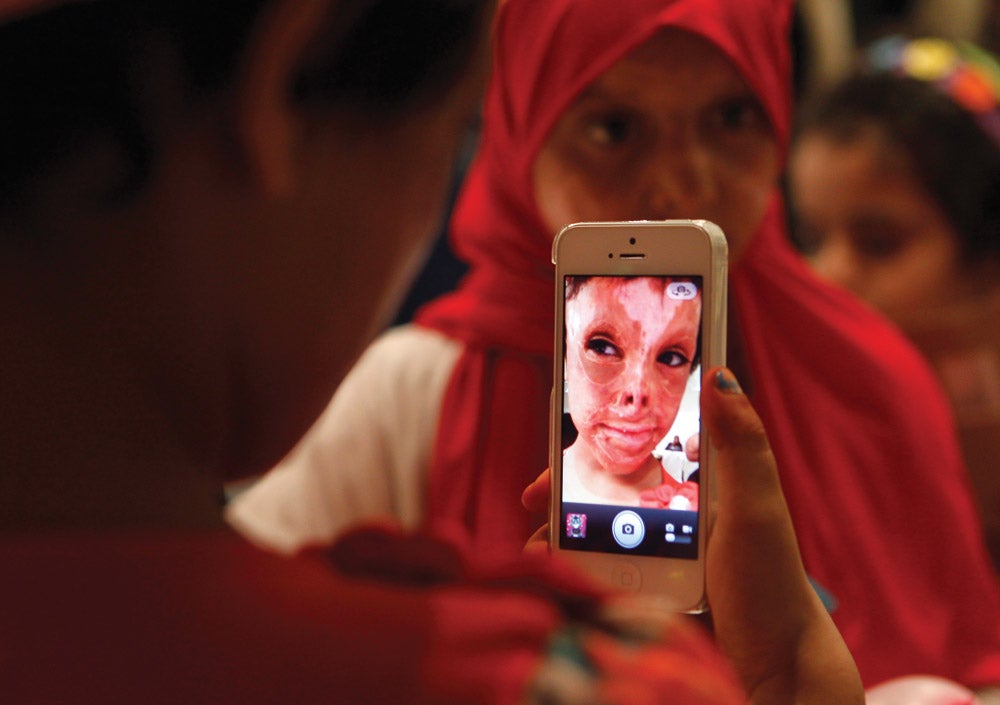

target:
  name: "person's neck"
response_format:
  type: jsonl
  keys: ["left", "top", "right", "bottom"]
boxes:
{"left": 0, "top": 280, "right": 227, "bottom": 532}
{"left": 568, "top": 444, "right": 661, "bottom": 503}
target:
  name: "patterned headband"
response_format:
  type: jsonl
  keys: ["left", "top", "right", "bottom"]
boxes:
{"left": 866, "top": 35, "right": 1000, "bottom": 147}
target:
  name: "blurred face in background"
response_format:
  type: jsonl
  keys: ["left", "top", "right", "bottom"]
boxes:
{"left": 532, "top": 29, "right": 780, "bottom": 260}
{"left": 789, "top": 130, "right": 967, "bottom": 318}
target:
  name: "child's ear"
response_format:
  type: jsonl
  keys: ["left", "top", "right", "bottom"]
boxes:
{"left": 233, "top": 0, "right": 333, "bottom": 199}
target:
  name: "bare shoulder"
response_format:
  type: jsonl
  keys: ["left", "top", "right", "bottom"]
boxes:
{"left": 360, "top": 325, "right": 464, "bottom": 386}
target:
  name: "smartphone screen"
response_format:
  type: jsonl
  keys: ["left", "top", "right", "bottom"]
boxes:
{"left": 557, "top": 274, "right": 703, "bottom": 560}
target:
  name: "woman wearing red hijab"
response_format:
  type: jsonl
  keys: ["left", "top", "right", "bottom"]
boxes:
{"left": 228, "top": 0, "right": 1000, "bottom": 695}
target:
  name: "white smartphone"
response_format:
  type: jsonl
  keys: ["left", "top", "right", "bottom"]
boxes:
{"left": 549, "top": 220, "right": 728, "bottom": 613}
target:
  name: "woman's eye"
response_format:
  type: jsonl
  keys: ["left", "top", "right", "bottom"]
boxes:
{"left": 708, "top": 96, "right": 767, "bottom": 132}
{"left": 584, "top": 113, "right": 633, "bottom": 146}
{"left": 657, "top": 350, "right": 690, "bottom": 368}
{"left": 854, "top": 228, "right": 906, "bottom": 260}
{"left": 585, "top": 337, "right": 620, "bottom": 358}
{"left": 792, "top": 217, "right": 825, "bottom": 256}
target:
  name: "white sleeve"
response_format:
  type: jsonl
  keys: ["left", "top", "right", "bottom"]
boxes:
{"left": 225, "top": 325, "right": 462, "bottom": 554}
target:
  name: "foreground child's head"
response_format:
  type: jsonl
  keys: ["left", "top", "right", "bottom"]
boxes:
{"left": 1, "top": 0, "right": 493, "bottom": 485}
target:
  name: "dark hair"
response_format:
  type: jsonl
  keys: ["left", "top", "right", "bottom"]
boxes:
{"left": 793, "top": 72, "right": 1000, "bottom": 262}
{"left": 0, "top": 0, "right": 488, "bottom": 229}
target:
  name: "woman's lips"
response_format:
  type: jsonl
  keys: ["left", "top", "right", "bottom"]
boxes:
{"left": 599, "top": 423, "right": 658, "bottom": 453}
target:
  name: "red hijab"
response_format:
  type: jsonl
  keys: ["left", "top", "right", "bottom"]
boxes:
{"left": 418, "top": 0, "right": 1000, "bottom": 687}
{"left": 418, "top": 0, "right": 792, "bottom": 553}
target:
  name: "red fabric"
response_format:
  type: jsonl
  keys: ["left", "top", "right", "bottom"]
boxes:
{"left": 0, "top": 527, "right": 744, "bottom": 705}
{"left": 639, "top": 471, "right": 699, "bottom": 510}
{"left": 0, "top": 528, "right": 560, "bottom": 705}
{"left": 417, "top": 0, "right": 1000, "bottom": 689}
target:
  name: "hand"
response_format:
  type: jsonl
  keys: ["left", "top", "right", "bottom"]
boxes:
{"left": 521, "top": 469, "right": 550, "bottom": 555}
{"left": 701, "top": 366, "right": 862, "bottom": 705}
{"left": 522, "top": 368, "right": 864, "bottom": 705}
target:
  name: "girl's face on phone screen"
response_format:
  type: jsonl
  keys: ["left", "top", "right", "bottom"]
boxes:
{"left": 565, "top": 277, "right": 700, "bottom": 476}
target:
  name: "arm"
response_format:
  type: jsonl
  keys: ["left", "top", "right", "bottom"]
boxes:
{"left": 701, "top": 367, "right": 862, "bottom": 705}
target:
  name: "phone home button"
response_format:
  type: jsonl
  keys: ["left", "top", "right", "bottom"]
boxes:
{"left": 611, "top": 563, "right": 642, "bottom": 592}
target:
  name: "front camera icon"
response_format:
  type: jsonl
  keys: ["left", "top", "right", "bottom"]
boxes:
{"left": 667, "top": 281, "right": 698, "bottom": 300}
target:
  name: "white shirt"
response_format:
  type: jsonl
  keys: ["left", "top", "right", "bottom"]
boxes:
{"left": 225, "top": 325, "right": 462, "bottom": 554}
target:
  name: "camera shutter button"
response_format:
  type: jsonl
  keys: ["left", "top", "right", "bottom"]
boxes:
{"left": 611, "top": 510, "right": 645, "bottom": 549}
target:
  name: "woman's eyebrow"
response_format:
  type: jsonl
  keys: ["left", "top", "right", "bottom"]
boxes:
{"left": 573, "top": 81, "right": 642, "bottom": 106}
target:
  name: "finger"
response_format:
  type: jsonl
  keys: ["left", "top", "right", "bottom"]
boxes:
{"left": 523, "top": 524, "right": 550, "bottom": 556}
{"left": 521, "top": 468, "right": 550, "bottom": 515}
{"left": 701, "top": 367, "right": 785, "bottom": 520}
{"left": 700, "top": 367, "right": 815, "bottom": 673}
{"left": 700, "top": 367, "right": 862, "bottom": 704}
{"left": 700, "top": 365, "right": 799, "bottom": 555}
{"left": 701, "top": 368, "right": 766, "bottom": 454}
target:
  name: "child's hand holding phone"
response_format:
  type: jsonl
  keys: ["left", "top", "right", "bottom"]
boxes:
{"left": 524, "top": 366, "right": 864, "bottom": 705}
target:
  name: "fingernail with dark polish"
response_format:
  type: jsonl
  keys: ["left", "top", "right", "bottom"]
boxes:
{"left": 715, "top": 369, "right": 742, "bottom": 394}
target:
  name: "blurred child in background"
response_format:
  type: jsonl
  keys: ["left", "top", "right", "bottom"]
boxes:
{"left": 790, "top": 35, "right": 1000, "bottom": 569}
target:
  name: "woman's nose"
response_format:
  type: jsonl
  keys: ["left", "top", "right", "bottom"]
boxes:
{"left": 811, "top": 232, "right": 863, "bottom": 294}
{"left": 615, "top": 363, "right": 650, "bottom": 408}
{"left": 640, "top": 134, "right": 715, "bottom": 218}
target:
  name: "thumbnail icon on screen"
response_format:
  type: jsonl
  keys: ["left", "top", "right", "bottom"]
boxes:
{"left": 566, "top": 513, "right": 587, "bottom": 538}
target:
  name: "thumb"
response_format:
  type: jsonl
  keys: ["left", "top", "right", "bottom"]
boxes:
{"left": 521, "top": 468, "right": 550, "bottom": 516}
{"left": 701, "top": 367, "right": 786, "bottom": 522}
{"left": 700, "top": 365, "right": 798, "bottom": 562}
{"left": 700, "top": 367, "right": 863, "bottom": 705}
{"left": 700, "top": 367, "right": 815, "bottom": 680}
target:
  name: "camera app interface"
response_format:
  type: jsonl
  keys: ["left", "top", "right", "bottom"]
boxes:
{"left": 559, "top": 275, "right": 702, "bottom": 559}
